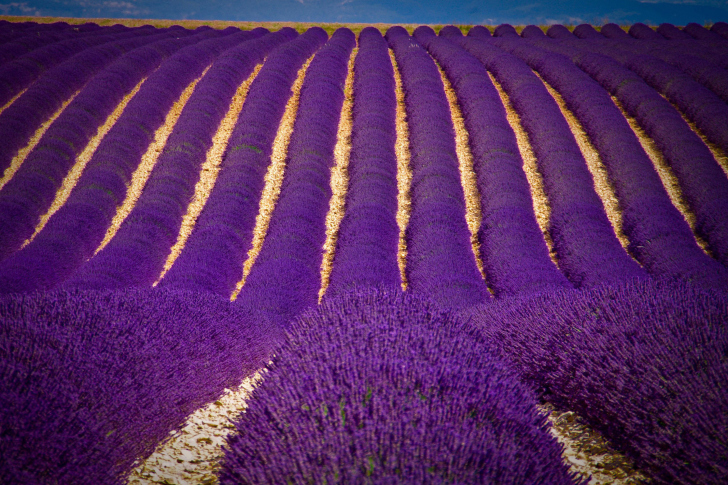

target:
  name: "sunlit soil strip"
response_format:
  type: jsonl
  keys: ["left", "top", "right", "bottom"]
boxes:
{"left": 94, "top": 66, "right": 211, "bottom": 256}
{"left": 128, "top": 371, "right": 265, "bottom": 485}
{"left": 318, "top": 49, "right": 356, "bottom": 302}
{"left": 154, "top": 64, "right": 264, "bottom": 285}
{"left": 540, "top": 403, "right": 650, "bottom": 485}
{"left": 612, "top": 95, "right": 712, "bottom": 255}
{"left": 538, "top": 75, "right": 636, "bottom": 260}
{"left": 0, "top": 90, "right": 79, "bottom": 192}
{"left": 437, "top": 63, "right": 487, "bottom": 282}
{"left": 0, "top": 87, "right": 27, "bottom": 115}
{"left": 21, "top": 79, "right": 147, "bottom": 249}
{"left": 230, "top": 57, "right": 314, "bottom": 301}
{"left": 488, "top": 73, "right": 559, "bottom": 267}
{"left": 664, "top": 94, "right": 728, "bottom": 179}
{"left": 390, "top": 49, "right": 412, "bottom": 291}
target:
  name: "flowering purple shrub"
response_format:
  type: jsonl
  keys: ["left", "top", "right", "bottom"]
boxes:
{"left": 461, "top": 36, "right": 647, "bottom": 288}
{"left": 684, "top": 22, "right": 724, "bottom": 41}
{"left": 0, "top": 27, "right": 169, "bottom": 174}
{"left": 463, "top": 278, "right": 728, "bottom": 485}
{"left": 521, "top": 24, "right": 546, "bottom": 38}
{"left": 385, "top": 27, "right": 489, "bottom": 309}
{"left": 572, "top": 24, "right": 604, "bottom": 39}
{"left": 467, "top": 25, "right": 491, "bottom": 37}
{"left": 493, "top": 23, "right": 518, "bottom": 37}
{"left": 0, "top": 29, "right": 209, "bottom": 263}
{"left": 235, "top": 28, "right": 355, "bottom": 324}
{"left": 219, "top": 286, "right": 583, "bottom": 485}
{"left": 326, "top": 27, "right": 401, "bottom": 294}
{"left": 0, "top": 287, "right": 282, "bottom": 484}
{"left": 420, "top": 29, "right": 571, "bottom": 297}
{"left": 160, "top": 27, "right": 328, "bottom": 297}
{"left": 629, "top": 22, "right": 662, "bottom": 40}
{"left": 656, "top": 23, "right": 692, "bottom": 40}
{"left": 501, "top": 37, "right": 728, "bottom": 289}
{"left": 712, "top": 21, "right": 728, "bottom": 38}
{"left": 65, "top": 29, "right": 299, "bottom": 291}
{"left": 0, "top": 30, "right": 250, "bottom": 295}
{"left": 546, "top": 24, "right": 574, "bottom": 39}
{"left": 599, "top": 23, "right": 631, "bottom": 39}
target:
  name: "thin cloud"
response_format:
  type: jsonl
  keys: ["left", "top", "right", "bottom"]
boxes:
{"left": 0, "top": 2, "right": 41, "bottom": 15}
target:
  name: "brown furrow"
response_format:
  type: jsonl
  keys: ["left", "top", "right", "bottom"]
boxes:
{"left": 93, "top": 65, "right": 211, "bottom": 256}
{"left": 390, "top": 49, "right": 412, "bottom": 291}
{"left": 437, "top": 62, "right": 487, "bottom": 283}
{"left": 488, "top": 72, "right": 559, "bottom": 267}
{"left": 230, "top": 55, "right": 314, "bottom": 301}
{"left": 318, "top": 48, "right": 356, "bottom": 302}
{"left": 0, "top": 89, "right": 79, "bottom": 192}
{"left": 155, "top": 63, "right": 264, "bottom": 285}
{"left": 21, "top": 78, "right": 147, "bottom": 248}
{"left": 613, "top": 95, "right": 712, "bottom": 256}
{"left": 538, "top": 74, "right": 638, "bottom": 262}
{"left": 0, "top": 87, "right": 27, "bottom": 115}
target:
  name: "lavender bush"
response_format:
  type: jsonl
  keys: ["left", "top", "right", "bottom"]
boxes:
{"left": 0, "top": 287, "right": 282, "bottom": 484}
{"left": 0, "top": 26, "right": 167, "bottom": 174}
{"left": 65, "top": 29, "right": 298, "bottom": 291}
{"left": 0, "top": 30, "right": 248, "bottom": 294}
{"left": 463, "top": 278, "right": 728, "bottom": 485}
{"left": 460, "top": 35, "right": 647, "bottom": 288}
{"left": 498, "top": 35, "right": 728, "bottom": 289}
{"left": 159, "top": 27, "right": 327, "bottom": 297}
{"left": 219, "top": 286, "right": 583, "bottom": 485}
{"left": 385, "top": 26, "right": 488, "bottom": 309}
{"left": 424, "top": 27, "right": 571, "bottom": 297}
{"left": 326, "top": 27, "right": 402, "bottom": 294}
{"left": 235, "top": 28, "right": 355, "bottom": 325}
{"left": 0, "top": 28, "right": 208, "bottom": 262}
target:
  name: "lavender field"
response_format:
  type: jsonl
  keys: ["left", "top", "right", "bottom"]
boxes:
{"left": 0, "top": 18, "right": 727, "bottom": 484}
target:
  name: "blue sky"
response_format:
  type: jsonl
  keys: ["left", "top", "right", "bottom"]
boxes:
{"left": 0, "top": 0, "right": 726, "bottom": 25}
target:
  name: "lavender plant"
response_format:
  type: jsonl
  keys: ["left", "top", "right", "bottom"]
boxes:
{"left": 463, "top": 278, "right": 728, "bottom": 485}
{"left": 385, "top": 26, "right": 489, "bottom": 309}
{"left": 0, "top": 26, "right": 167, "bottom": 174}
{"left": 0, "top": 28, "right": 210, "bottom": 262}
{"left": 159, "top": 27, "right": 328, "bottom": 297}
{"left": 65, "top": 29, "right": 298, "bottom": 291}
{"left": 235, "top": 28, "right": 355, "bottom": 324}
{"left": 495, "top": 35, "right": 728, "bottom": 288}
{"left": 219, "top": 286, "right": 583, "bottom": 485}
{"left": 423, "top": 27, "right": 572, "bottom": 297}
{"left": 326, "top": 27, "right": 402, "bottom": 294}
{"left": 0, "top": 287, "right": 282, "bottom": 484}
{"left": 0, "top": 30, "right": 250, "bottom": 294}
{"left": 459, "top": 35, "right": 647, "bottom": 288}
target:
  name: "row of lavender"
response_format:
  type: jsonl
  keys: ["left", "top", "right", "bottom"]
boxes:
{"left": 0, "top": 22, "right": 727, "bottom": 484}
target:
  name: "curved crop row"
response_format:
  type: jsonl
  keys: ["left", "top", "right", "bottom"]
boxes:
{"left": 579, "top": 34, "right": 728, "bottom": 157}
{"left": 0, "top": 27, "right": 172, "bottom": 175}
{"left": 0, "top": 24, "right": 158, "bottom": 114}
{"left": 220, "top": 286, "right": 582, "bottom": 484}
{"left": 500, "top": 34, "right": 728, "bottom": 289}
{"left": 0, "top": 29, "right": 212, "bottom": 262}
{"left": 0, "top": 25, "right": 102, "bottom": 66}
{"left": 326, "top": 27, "right": 401, "bottom": 295}
{"left": 0, "top": 287, "right": 282, "bottom": 485}
{"left": 0, "top": 30, "right": 250, "bottom": 295}
{"left": 64, "top": 29, "right": 294, "bottom": 291}
{"left": 464, "top": 279, "right": 728, "bottom": 485}
{"left": 385, "top": 26, "right": 488, "bottom": 309}
{"left": 159, "top": 27, "right": 327, "bottom": 297}
{"left": 461, "top": 32, "right": 646, "bottom": 288}
{"left": 421, "top": 28, "right": 571, "bottom": 297}
{"left": 235, "top": 28, "right": 355, "bottom": 327}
